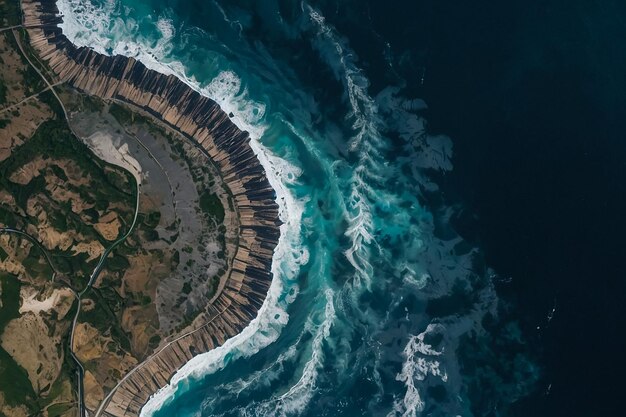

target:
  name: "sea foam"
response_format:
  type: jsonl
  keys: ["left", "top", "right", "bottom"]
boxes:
{"left": 389, "top": 324, "right": 448, "bottom": 417}
{"left": 307, "top": 6, "right": 387, "bottom": 292}
{"left": 55, "top": 1, "right": 306, "bottom": 415}
{"left": 208, "top": 287, "right": 336, "bottom": 417}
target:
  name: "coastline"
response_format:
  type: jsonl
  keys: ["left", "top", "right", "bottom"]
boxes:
{"left": 19, "top": 0, "right": 281, "bottom": 416}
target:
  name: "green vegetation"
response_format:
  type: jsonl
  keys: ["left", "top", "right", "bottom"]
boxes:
{"left": 0, "top": 119, "right": 136, "bottom": 269}
{"left": 20, "top": 66, "right": 44, "bottom": 96}
{"left": 113, "top": 239, "right": 139, "bottom": 257}
{"left": 80, "top": 288, "right": 131, "bottom": 352}
{"left": 22, "top": 243, "right": 53, "bottom": 280}
{"left": 0, "top": 273, "right": 38, "bottom": 411}
{"left": 0, "top": 348, "right": 38, "bottom": 411}
{"left": 199, "top": 191, "right": 225, "bottom": 224}
{"left": 143, "top": 211, "right": 161, "bottom": 229}
{"left": 109, "top": 103, "right": 134, "bottom": 126}
{"left": 41, "top": 366, "right": 73, "bottom": 408}
{"left": 1, "top": 31, "right": 45, "bottom": 97}
{"left": 0, "top": 77, "right": 7, "bottom": 105}
{"left": 0, "top": 36, "right": 232, "bottom": 408}
{"left": 104, "top": 167, "right": 131, "bottom": 192}
{"left": 0, "top": 273, "right": 20, "bottom": 331}
{"left": 107, "top": 254, "right": 130, "bottom": 272}
{"left": 142, "top": 228, "right": 159, "bottom": 241}
{"left": 0, "top": 278, "right": 72, "bottom": 413}
{"left": 49, "top": 164, "right": 69, "bottom": 181}
{"left": 0, "top": 119, "right": 132, "bottom": 204}
{"left": 0, "top": 205, "right": 17, "bottom": 225}
{"left": 46, "top": 402, "right": 74, "bottom": 417}
{"left": 148, "top": 334, "right": 161, "bottom": 350}
{"left": 78, "top": 94, "right": 105, "bottom": 113}
{"left": 14, "top": 28, "right": 57, "bottom": 83}
{"left": 207, "top": 275, "right": 219, "bottom": 299}
{"left": 39, "top": 89, "right": 64, "bottom": 119}
{"left": 52, "top": 251, "right": 95, "bottom": 290}
{"left": 82, "top": 207, "right": 100, "bottom": 223}
{"left": 0, "top": 0, "right": 20, "bottom": 26}
{"left": 48, "top": 210, "right": 68, "bottom": 231}
{"left": 138, "top": 211, "right": 161, "bottom": 241}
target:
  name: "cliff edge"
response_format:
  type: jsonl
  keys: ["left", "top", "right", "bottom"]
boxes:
{"left": 20, "top": 1, "right": 280, "bottom": 416}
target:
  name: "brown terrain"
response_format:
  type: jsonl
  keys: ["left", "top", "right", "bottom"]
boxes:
{"left": 0, "top": 0, "right": 280, "bottom": 416}
{"left": 0, "top": 30, "right": 232, "bottom": 417}
{"left": 0, "top": 15, "right": 228, "bottom": 417}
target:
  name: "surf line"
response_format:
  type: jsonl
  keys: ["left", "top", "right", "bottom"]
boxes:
{"left": 20, "top": 0, "right": 282, "bottom": 416}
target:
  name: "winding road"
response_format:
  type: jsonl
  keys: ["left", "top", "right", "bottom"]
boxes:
{"left": 4, "top": 22, "right": 142, "bottom": 417}
{"left": 0, "top": 227, "right": 58, "bottom": 281}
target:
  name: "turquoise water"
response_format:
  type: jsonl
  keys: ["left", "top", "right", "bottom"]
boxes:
{"left": 56, "top": 1, "right": 538, "bottom": 415}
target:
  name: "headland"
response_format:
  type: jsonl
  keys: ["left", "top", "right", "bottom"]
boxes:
{"left": 14, "top": 0, "right": 281, "bottom": 416}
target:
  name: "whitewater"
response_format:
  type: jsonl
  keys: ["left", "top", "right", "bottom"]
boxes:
{"left": 54, "top": 1, "right": 539, "bottom": 416}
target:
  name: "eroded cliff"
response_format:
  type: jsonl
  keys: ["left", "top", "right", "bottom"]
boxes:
{"left": 20, "top": 1, "right": 280, "bottom": 415}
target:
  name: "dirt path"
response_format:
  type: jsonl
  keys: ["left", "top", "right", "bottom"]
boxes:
{"left": 9, "top": 24, "right": 142, "bottom": 417}
{"left": 0, "top": 83, "right": 62, "bottom": 115}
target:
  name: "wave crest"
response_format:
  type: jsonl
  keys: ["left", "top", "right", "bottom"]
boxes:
{"left": 55, "top": 1, "right": 309, "bottom": 415}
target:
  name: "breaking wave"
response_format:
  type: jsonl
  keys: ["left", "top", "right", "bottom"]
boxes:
{"left": 389, "top": 324, "right": 448, "bottom": 417}
{"left": 307, "top": 5, "right": 385, "bottom": 291}
{"left": 57, "top": 0, "right": 310, "bottom": 413}
{"left": 55, "top": 1, "right": 540, "bottom": 416}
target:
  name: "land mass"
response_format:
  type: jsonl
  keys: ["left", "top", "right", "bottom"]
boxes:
{"left": 0, "top": 0, "right": 281, "bottom": 416}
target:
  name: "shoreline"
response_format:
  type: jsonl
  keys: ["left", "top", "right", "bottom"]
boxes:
{"left": 19, "top": 0, "right": 281, "bottom": 416}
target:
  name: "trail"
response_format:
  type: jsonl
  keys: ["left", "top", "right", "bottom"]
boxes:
{"left": 9, "top": 22, "right": 141, "bottom": 417}
{"left": 0, "top": 82, "right": 63, "bottom": 115}
{"left": 92, "top": 98, "right": 245, "bottom": 417}
{"left": 0, "top": 227, "right": 58, "bottom": 281}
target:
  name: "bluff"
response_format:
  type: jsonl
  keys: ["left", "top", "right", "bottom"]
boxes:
{"left": 20, "top": 1, "right": 280, "bottom": 416}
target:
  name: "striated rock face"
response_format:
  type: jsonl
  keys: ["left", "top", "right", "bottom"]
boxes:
{"left": 21, "top": 1, "right": 280, "bottom": 416}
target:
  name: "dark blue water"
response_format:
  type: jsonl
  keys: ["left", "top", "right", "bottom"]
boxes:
{"left": 411, "top": 2, "right": 626, "bottom": 415}
{"left": 57, "top": 0, "right": 626, "bottom": 416}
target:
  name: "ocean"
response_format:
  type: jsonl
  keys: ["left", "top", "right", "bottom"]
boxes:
{"left": 55, "top": 0, "right": 626, "bottom": 416}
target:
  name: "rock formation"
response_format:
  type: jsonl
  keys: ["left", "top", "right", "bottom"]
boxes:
{"left": 20, "top": 1, "right": 280, "bottom": 415}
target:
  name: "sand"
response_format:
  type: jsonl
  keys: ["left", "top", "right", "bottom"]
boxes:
{"left": 82, "top": 131, "right": 142, "bottom": 186}
{"left": 19, "top": 286, "right": 74, "bottom": 315}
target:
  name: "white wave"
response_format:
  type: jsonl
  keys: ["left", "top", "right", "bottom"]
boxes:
{"left": 400, "top": 264, "right": 430, "bottom": 289}
{"left": 306, "top": 5, "right": 389, "bottom": 291}
{"left": 297, "top": 43, "right": 440, "bottom": 301}
{"left": 140, "top": 70, "right": 305, "bottom": 411}
{"left": 201, "top": 337, "right": 302, "bottom": 410}
{"left": 272, "top": 288, "right": 335, "bottom": 413}
{"left": 55, "top": 1, "right": 307, "bottom": 415}
{"left": 389, "top": 324, "right": 448, "bottom": 417}
{"left": 139, "top": 70, "right": 305, "bottom": 417}
{"left": 58, "top": 0, "right": 187, "bottom": 83}
{"left": 57, "top": 0, "right": 118, "bottom": 45}
{"left": 215, "top": 288, "right": 336, "bottom": 417}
